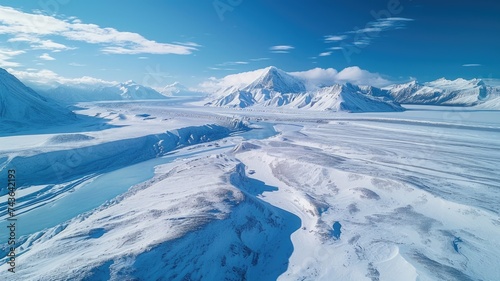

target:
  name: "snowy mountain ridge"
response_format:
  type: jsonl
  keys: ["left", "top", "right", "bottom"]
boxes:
{"left": 204, "top": 67, "right": 500, "bottom": 110}
{"left": 0, "top": 67, "right": 75, "bottom": 124}
{"left": 156, "top": 82, "right": 205, "bottom": 97}
{"left": 204, "top": 66, "right": 403, "bottom": 112}
{"left": 39, "top": 80, "right": 167, "bottom": 104}
{"left": 387, "top": 77, "right": 500, "bottom": 106}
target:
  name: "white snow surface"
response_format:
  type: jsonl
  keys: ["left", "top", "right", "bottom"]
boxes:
{"left": 0, "top": 93, "right": 499, "bottom": 280}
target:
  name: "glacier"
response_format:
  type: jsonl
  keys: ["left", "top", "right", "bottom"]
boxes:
{"left": 0, "top": 67, "right": 499, "bottom": 280}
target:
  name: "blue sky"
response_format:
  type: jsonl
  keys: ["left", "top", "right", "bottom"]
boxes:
{"left": 0, "top": 0, "right": 499, "bottom": 89}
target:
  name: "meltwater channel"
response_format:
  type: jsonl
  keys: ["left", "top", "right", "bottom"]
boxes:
{"left": 0, "top": 122, "right": 277, "bottom": 241}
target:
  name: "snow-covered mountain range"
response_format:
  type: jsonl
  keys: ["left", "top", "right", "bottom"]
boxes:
{"left": 386, "top": 78, "right": 500, "bottom": 107}
{"left": 3, "top": 65, "right": 500, "bottom": 121}
{"left": 156, "top": 82, "right": 205, "bottom": 97}
{"left": 0, "top": 68, "right": 75, "bottom": 124}
{"left": 204, "top": 66, "right": 404, "bottom": 112}
{"left": 39, "top": 80, "right": 166, "bottom": 104}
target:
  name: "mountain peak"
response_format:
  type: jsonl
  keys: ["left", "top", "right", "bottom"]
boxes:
{"left": 263, "top": 65, "right": 279, "bottom": 73}
{"left": 246, "top": 66, "right": 306, "bottom": 93}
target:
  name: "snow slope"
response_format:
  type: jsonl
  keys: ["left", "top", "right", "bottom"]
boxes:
{"left": 388, "top": 78, "right": 500, "bottom": 107}
{"left": 0, "top": 68, "right": 75, "bottom": 125}
{"left": 0, "top": 146, "right": 299, "bottom": 281}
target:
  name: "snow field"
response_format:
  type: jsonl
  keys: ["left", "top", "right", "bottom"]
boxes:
{"left": 0, "top": 99, "right": 498, "bottom": 280}
{"left": 234, "top": 119, "right": 500, "bottom": 280}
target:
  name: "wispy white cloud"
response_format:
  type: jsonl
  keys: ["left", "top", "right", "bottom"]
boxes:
{"left": 348, "top": 27, "right": 382, "bottom": 34}
{"left": 69, "top": 62, "right": 85, "bottom": 66}
{"left": 329, "top": 47, "right": 344, "bottom": 50}
{"left": 324, "top": 35, "right": 347, "bottom": 42}
{"left": 348, "top": 18, "right": 413, "bottom": 36}
{"left": 208, "top": 67, "right": 235, "bottom": 71}
{"left": 217, "top": 61, "right": 248, "bottom": 66}
{"left": 319, "top": 51, "right": 332, "bottom": 57}
{"left": 173, "top": 41, "right": 202, "bottom": 47}
{"left": 0, "top": 5, "right": 198, "bottom": 55}
{"left": 269, "top": 45, "right": 294, "bottom": 53}
{"left": 354, "top": 40, "right": 370, "bottom": 46}
{"left": 462, "top": 64, "right": 482, "bottom": 67}
{"left": 7, "top": 68, "right": 117, "bottom": 88}
{"left": 326, "top": 17, "right": 414, "bottom": 49}
{"left": 249, "top": 57, "right": 270, "bottom": 62}
{"left": 0, "top": 49, "right": 24, "bottom": 67}
{"left": 8, "top": 35, "right": 75, "bottom": 51}
{"left": 39, "top": 53, "right": 55, "bottom": 60}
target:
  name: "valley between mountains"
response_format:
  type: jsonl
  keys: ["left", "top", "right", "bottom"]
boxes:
{"left": 0, "top": 67, "right": 499, "bottom": 280}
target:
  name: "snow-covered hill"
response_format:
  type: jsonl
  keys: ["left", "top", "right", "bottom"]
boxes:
{"left": 387, "top": 78, "right": 500, "bottom": 106}
{"left": 0, "top": 68, "right": 75, "bottom": 124}
{"left": 40, "top": 81, "right": 166, "bottom": 104}
{"left": 204, "top": 67, "right": 403, "bottom": 112}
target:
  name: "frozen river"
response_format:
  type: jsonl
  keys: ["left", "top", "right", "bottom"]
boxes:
{"left": 0, "top": 122, "right": 278, "bottom": 240}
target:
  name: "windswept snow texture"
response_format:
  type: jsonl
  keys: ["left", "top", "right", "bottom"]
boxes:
{"left": 0, "top": 95, "right": 499, "bottom": 280}
{"left": 205, "top": 66, "right": 403, "bottom": 112}
{"left": 0, "top": 68, "right": 75, "bottom": 124}
{"left": 1, "top": 155, "right": 299, "bottom": 281}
